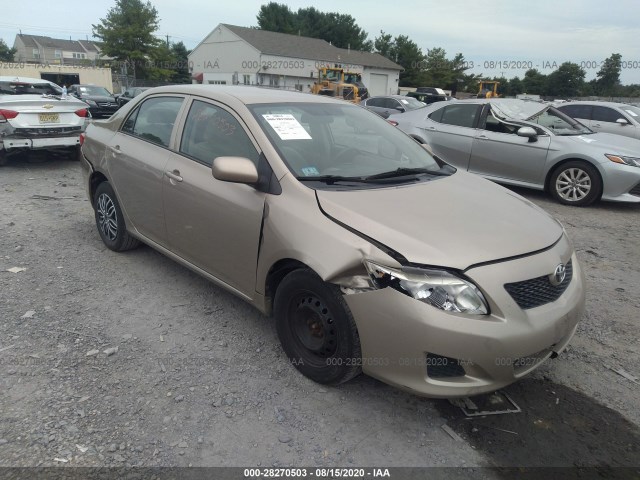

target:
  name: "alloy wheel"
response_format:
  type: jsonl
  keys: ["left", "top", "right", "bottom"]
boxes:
{"left": 97, "top": 193, "right": 118, "bottom": 241}
{"left": 555, "top": 168, "right": 592, "bottom": 202}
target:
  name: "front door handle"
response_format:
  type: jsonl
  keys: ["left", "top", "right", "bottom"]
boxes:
{"left": 165, "top": 170, "right": 183, "bottom": 183}
{"left": 477, "top": 135, "right": 489, "bottom": 140}
{"left": 427, "top": 126, "right": 436, "bottom": 131}
{"left": 108, "top": 145, "right": 121, "bottom": 155}
{"left": 592, "top": 123, "right": 601, "bottom": 127}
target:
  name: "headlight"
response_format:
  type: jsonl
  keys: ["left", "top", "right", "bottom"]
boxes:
{"left": 364, "top": 261, "right": 489, "bottom": 315}
{"left": 84, "top": 99, "right": 97, "bottom": 106}
{"left": 605, "top": 154, "right": 640, "bottom": 167}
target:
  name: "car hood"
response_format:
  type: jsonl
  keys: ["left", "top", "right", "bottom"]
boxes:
{"left": 558, "top": 132, "right": 640, "bottom": 156}
{"left": 316, "top": 171, "right": 562, "bottom": 270}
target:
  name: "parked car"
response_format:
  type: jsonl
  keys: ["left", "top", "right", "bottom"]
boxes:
{"left": 556, "top": 101, "right": 640, "bottom": 140}
{"left": 389, "top": 98, "right": 640, "bottom": 206}
{"left": 360, "top": 95, "right": 426, "bottom": 118}
{"left": 68, "top": 84, "right": 119, "bottom": 118}
{"left": 80, "top": 86, "right": 585, "bottom": 397}
{"left": 116, "top": 87, "right": 150, "bottom": 107}
{"left": 406, "top": 90, "right": 454, "bottom": 105}
{"left": 0, "top": 76, "right": 89, "bottom": 165}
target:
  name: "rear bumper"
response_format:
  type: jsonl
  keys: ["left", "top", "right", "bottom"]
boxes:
{"left": 1, "top": 135, "right": 80, "bottom": 151}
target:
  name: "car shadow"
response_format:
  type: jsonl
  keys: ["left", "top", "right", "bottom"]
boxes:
{"left": 433, "top": 377, "right": 640, "bottom": 476}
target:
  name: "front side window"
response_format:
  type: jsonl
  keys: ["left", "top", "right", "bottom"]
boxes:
{"left": 180, "top": 100, "right": 259, "bottom": 167}
{"left": 528, "top": 107, "right": 592, "bottom": 136}
{"left": 121, "top": 96, "right": 184, "bottom": 147}
{"left": 592, "top": 106, "right": 627, "bottom": 123}
{"left": 439, "top": 104, "right": 480, "bottom": 128}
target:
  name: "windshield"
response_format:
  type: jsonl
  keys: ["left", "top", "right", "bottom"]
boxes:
{"left": 621, "top": 105, "right": 640, "bottom": 119}
{"left": 79, "top": 86, "right": 112, "bottom": 96}
{"left": 528, "top": 106, "right": 593, "bottom": 135}
{"left": 400, "top": 97, "right": 427, "bottom": 110}
{"left": 0, "top": 81, "right": 62, "bottom": 96}
{"left": 250, "top": 102, "right": 448, "bottom": 187}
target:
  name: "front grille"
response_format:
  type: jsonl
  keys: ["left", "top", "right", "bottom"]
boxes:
{"left": 505, "top": 260, "right": 573, "bottom": 310}
{"left": 97, "top": 102, "right": 117, "bottom": 108}
{"left": 630, "top": 182, "right": 640, "bottom": 197}
{"left": 426, "top": 354, "right": 466, "bottom": 378}
{"left": 14, "top": 126, "right": 82, "bottom": 137}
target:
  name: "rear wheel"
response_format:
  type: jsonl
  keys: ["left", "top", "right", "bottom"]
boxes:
{"left": 550, "top": 161, "right": 602, "bottom": 206}
{"left": 93, "top": 182, "right": 140, "bottom": 251}
{"left": 0, "top": 151, "right": 6, "bottom": 166}
{"left": 274, "top": 269, "right": 362, "bottom": 385}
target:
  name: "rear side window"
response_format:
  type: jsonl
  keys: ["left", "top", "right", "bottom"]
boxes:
{"left": 180, "top": 100, "right": 259, "bottom": 167}
{"left": 558, "top": 104, "right": 592, "bottom": 120}
{"left": 428, "top": 105, "right": 445, "bottom": 123}
{"left": 592, "top": 106, "right": 627, "bottom": 123}
{"left": 121, "top": 96, "right": 183, "bottom": 147}
{"left": 439, "top": 104, "right": 480, "bottom": 128}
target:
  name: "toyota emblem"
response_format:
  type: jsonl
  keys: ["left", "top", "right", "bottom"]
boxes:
{"left": 549, "top": 264, "right": 566, "bottom": 286}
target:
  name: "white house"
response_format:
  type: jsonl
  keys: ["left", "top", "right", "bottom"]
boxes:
{"left": 188, "top": 24, "right": 403, "bottom": 96}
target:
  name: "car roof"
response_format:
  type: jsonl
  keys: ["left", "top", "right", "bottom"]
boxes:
{"left": 0, "top": 76, "right": 59, "bottom": 86}
{"left": 143, "top": 85, "right": 347, "bottom": 105}
{"left": 556, "top": 100, "right": 628, "bottom": 108}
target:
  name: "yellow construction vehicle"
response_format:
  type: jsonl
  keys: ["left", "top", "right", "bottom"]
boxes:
{"left": 478, "top": 80, "right": 500, "bottom": 98}
{"left": 311, "top": 67, "right": 367, "bottom": 103}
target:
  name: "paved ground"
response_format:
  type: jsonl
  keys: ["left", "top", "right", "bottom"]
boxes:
{"left": 0, "top": 154, "right": 638, "bottom": 475}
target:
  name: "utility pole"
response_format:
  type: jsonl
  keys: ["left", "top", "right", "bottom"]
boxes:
{"left": 166, "top": 35, "right": 170, "bottom": 47}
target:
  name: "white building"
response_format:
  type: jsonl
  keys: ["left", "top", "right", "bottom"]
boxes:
{"left": 188, "top": 24, "right": 403, "bottom": 96}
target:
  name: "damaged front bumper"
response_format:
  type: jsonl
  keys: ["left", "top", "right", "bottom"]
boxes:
{"left": 343, "top": 236, "right": 585, "bottom": 398}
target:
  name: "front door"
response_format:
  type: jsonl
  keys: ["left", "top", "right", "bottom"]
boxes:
{"left": 162, "top": 99, "right": 266, "bottom": 296}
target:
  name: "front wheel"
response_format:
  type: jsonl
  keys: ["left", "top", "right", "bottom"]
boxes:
{"left": 274, "top": 269, "right": 362, "bottom": 385}
{"left": 550, "top": 161, "right": 602, "bottom": 206}
{"left": 93, "top": 182, "right": 140, "bottom": 251}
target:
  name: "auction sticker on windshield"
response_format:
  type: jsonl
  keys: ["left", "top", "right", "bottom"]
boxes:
{"left": 262, "top": 114, "right": 312, "bottom": 140}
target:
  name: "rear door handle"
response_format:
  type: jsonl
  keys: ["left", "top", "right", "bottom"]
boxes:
{"left": 165, "top": 170, "right": 183, "bottom": 183}
{"left": 427, "top": 126, "right": 436, "bottom": 131}
{"left": 592, "top": 123, "right": 601, "bottom": 127}
{"left": 477, "top": 135, "right": 489, "bottom": 140}
{"left": 108, "top": 145, "right": 121, "bottom": 155}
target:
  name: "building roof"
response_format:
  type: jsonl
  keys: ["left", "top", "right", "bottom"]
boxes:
{"left": 15, "top": 34, "right": 100, "bottom": 53}
{"left": 222, "top": 24, "right": 402, "bottom": 71}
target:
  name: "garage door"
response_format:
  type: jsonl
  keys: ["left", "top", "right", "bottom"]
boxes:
{"left": 368, "top": 73, "right": 388, "bottom": 97}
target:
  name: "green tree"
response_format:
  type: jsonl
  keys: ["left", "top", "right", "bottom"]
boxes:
{"left": 0, "top": 39, "right": 16, "bottom": 61}
{"left": 257, "top": 4, "right": 373, "bottom": 51}
{"left": 508, "top": 76, "right": 523, "bottom": 95}
{"left": 374, "top": 32, "right": 425, "bottom": 86}
{"left": 256, "top": 2, "right": 297, "bottom": 34}
{"left": 546, "top": 62, "right": 585, "bottom": 97}
{"left": 170, "top": 41, "right": 191, "bottom": 84}
{"left": 92, "top": 0, "right": 161, "bottom": 80}
{"left": 595, "top": 53, "right": 622, "bottom": 96}
{"left": 522, "top": 69, "right": 548, "bottom": 95}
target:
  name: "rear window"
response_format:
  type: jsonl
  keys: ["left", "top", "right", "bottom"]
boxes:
{"left": 0, "top": 81, "right": 61, "bottom": 96}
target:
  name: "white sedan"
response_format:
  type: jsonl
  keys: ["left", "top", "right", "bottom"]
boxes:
{"left": 0, "top": 76, "right": 89, "bottom": 165}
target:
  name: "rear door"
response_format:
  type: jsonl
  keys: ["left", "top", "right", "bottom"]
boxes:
{"left": 162, "top": 98, "right": 266, "bottom": 296}
{"left": 422, "top": 103, "right": 482, "bottom": 170}
{"left": 557, "top": 104, "right": 592, "bottom": 127}
{"left": 469, "top": 106, "right": 550, "bottom": 184}
{"left": 107, "top": 95, "right": 185, "bottom": 246}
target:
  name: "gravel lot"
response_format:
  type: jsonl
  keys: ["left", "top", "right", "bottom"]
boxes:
{"left": 0, "top": 154, "right": 638, "bottom": 475}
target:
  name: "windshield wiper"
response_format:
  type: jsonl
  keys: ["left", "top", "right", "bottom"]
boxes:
{"left": 296, "top": 175, "right": 369, "bottom": 185}
{"left": 364, "top": 167, "right": 449, "bottom": 180}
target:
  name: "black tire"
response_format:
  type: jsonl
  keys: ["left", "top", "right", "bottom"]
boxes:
{"left": 274, "top": 269, "right": 362, "bottom": 385}
{"left": 0, "top": 150, "right": 7, "bottom": 166}
{"left": 93, "top": 182, "right": 140, "bottom": 252}
{"left": 549, "top": 161, "right": 602, "bottom": 207}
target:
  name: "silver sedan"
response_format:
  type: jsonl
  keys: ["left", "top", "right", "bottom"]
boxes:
{"left": 389, "top": 98, "right": 640, "bottom": 206}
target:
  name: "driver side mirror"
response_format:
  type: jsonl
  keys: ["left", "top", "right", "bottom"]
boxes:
{"left": 517, "top": 126, "right": 538, "bottom": 142}
{"left": 212, "top": 157, "right": 259, "bottom": 185}
{"left": 616, "top": 118, "right": 629, "bottom": 126}
{"left": 395, "top": 106, "right": 406, "bottom": 112}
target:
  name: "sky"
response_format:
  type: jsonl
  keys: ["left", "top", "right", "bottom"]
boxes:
{"left": 2, "top": 0, "right": 639, "bottom": 84}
